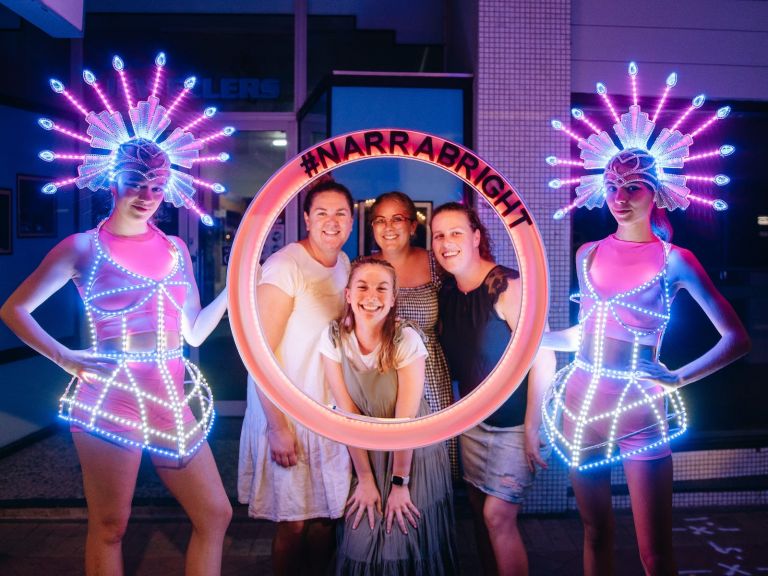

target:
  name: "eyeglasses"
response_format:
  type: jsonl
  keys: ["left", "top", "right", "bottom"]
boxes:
{"left": 371, "top": 214, "right": 412, "bottom": 227}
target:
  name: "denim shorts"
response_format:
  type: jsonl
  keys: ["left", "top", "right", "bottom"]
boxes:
{"left": 460, "top": 422, "right": 551, "bottom": 504}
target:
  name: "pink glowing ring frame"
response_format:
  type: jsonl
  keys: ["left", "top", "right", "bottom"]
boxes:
{"left": 228, "top": 128, "right": 549, "bottom": 450}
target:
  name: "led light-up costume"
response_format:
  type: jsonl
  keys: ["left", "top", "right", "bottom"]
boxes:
{"left": 542, "top": 63, "right": 733, "bottom": 469}
{"left": 38, "top": 53, "right": 233, "bottom": 458}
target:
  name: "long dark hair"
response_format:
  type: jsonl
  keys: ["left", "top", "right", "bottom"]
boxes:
{"left": 339, "top": 257, "right": 399, "bottom": 373}
{"left": 431, "top": 202, "right": 494, "bottom": 261}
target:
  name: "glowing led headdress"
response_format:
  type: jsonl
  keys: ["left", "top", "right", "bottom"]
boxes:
{"left": 37, "top": 53, "right": 234, "bottom": 226}
{"left": 548, "top": 62, "right": 733, "bottom": 220}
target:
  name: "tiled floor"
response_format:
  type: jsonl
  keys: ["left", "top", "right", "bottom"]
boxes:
{"left": 1, "top": 419, "right": 767, "bottom": 575}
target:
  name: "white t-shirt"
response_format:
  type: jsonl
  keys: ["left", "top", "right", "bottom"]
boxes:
{"left": 319, "top": 324, "right": 428, "bottom": 373}
{"left": 257, "top": 242, "right": 350, "bottom": 403}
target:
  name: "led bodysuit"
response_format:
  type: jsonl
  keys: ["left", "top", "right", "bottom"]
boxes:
{"left": 34, "top": 53, "right": 232, "bottom": 458}
{"left": 543, "top": 63, "right": 733, "bottom": 469}
{"left": 60, "top": 220, "right": 214, "bottom": 458}
{"left": 542, "top": 235, "right": 686, "bottom": 470}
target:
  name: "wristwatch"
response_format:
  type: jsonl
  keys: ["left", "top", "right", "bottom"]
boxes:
{"left": 391, "top": 475, "right": 410, "bottom": 487}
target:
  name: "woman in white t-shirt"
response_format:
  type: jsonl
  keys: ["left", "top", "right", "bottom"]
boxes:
{"left": 320, "top": 257, "right": 458, "bottom": 575}
{"left": 237, "top": 181, "right": 355, "bottom": 575}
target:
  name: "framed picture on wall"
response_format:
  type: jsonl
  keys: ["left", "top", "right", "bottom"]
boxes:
{"left": 358, "top": 200, "right": 432, "bottom": 256}
{"left": 17, "top": 174, "right": 57, "bottom": 238}
{"left": 0, "top": 188, "right": 11, "bottom": 254}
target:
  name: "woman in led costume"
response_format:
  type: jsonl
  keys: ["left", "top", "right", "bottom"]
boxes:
{"left": 541, "top": 63, "right": 751, "bottom": 575}
{"left": 0, "top": 54, "right": 233, "bottom": 574}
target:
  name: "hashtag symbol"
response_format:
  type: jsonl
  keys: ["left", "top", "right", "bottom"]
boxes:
{"left": 299, "top": 152, "right": 319, "bottom": 177}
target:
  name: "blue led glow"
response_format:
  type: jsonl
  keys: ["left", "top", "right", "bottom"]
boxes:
{"left": 112, "top": 55, "right": 125, "bottom": 71}
{"left": 571, "top": 108, "right": 584, "bottom": 119}
{"left": 42, "top": 183, "right": 57, "bottom": 194}
{"left": 218, "top": 153, "right": 230, "bottom": 161}
{"left": 201, "top": 214, "right": 214, "bottom": 226}
{"left": 628, "top": 61, "right": 638, "bottom": 76}
{"left": 38, "top": 118, "right": 54, "bottom": 130}
{"left": 83, "top": 70, "right": 96, "bottom": 85}
{"left": 692, "top": 94, "right": 706, "bottom": 108}
{"left": 553, "top": 209, "right": 567, "bottom": 220}
{"left": 39, "top": 150, "right": 55, "bottom": 162}
{"left": 548, "top": 179, "right": 563, "bottom": 189}
{"left": 184, "top": 76, "right": 197, "bottom": 89}
{"left": 713, "top": 199, "right": 728, "bottom": 211}
{"left": 714, "top": 174, "right": 730, "bottom": 186}
{"left": 223, "top": 126, "right": 236, "bottom": 136}
{"left": 717, "top": 106, "right": 731, "bottom": 119}
{"left": 596, "top": 82, "right": 607, "bottom": 95}
{"left": 551, "top": 120, "right": 563, "bottom": 130}
{"left": 545, "top": 156, "right": 557, "bottom": 166}
{"left": 155, "top": 52, "right": 166, "bottom": 67}
{"left": 720, "top": 145, "right": 735, "bottom": 156}
{"left": 666, "top": 72, "right": 678, "bottom": 87}
{"left": 49, "top": 79, "right": 65, "bottom": 93}
{"left": 204, "top": 106, "right": 217, "bottom": 117}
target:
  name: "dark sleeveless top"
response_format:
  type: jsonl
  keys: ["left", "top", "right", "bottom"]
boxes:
{"left": 438, "top": 265, "right": 528, "bottom": 428}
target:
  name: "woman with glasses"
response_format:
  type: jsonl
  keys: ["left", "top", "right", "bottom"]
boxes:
{"left": 369, "top": 192, "right": 457, "bottom": 476}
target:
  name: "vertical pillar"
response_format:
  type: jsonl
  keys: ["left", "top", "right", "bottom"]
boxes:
{"left": 475, "top": 0, "right": 572, "bottom": 512}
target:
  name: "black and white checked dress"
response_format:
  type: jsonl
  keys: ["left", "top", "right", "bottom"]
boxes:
{"left": 396, "top": 251, "right": 459, "bottom": 478}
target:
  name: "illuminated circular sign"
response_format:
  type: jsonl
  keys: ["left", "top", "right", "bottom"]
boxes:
{"left": 228, "top": 128, "right": 549, "bottom": 450}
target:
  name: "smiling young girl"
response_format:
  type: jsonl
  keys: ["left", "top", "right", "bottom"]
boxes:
{"left": 320, "top": 257, "right": 458, "bottom": 575}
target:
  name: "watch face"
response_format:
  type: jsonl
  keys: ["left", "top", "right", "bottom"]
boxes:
{"left": 391, "top": 475, "right": 409, "bottom": 486}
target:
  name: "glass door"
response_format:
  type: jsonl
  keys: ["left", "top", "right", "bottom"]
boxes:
{"left": 182, "top": 113, "right": 298, "bottom": 414}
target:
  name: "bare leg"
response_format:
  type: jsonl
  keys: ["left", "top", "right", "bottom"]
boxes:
{"left": 152, "top": 442, "right": 232, "bottom": 576}
{"left": 273, "top": 520, "right": 307, "bottom": 576}
{"left": 623, "top": 457, "right": 677, "bottom": 576}
{"left": 484, "top": 495, "right": 528, "bottom": 576}
{"left": 73, "top": 433, "right": 142, "bottom": 576}
{"left": 467, "top": 484, "right": 498, "bottom": 575}
{"left": 305, "top": 518, "right": 336, "bottom": 575}
{"left": 571, "top": 467, "right": 615, "bottom": 576}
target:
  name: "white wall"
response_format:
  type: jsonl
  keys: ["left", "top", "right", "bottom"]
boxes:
{"left": 572, "top": 0, "right": 768, "bottom": 100}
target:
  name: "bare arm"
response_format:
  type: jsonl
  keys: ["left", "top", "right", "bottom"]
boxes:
{"left": 173, "top": 239, "right": 228, "bottom": 347}
{"left": 638, "top": 247, "right": 751, "bottom": 387}
{"left": 254, "top": 282, "right": 300, "bottom": 466}
{"left": 497, "top": 275, "right": 556, "bottom": 470}
{"left": 0, "top": 234, "right": 117, "bottom": 380}
{"left": 322, "top": 354, "right": 381, "bottom": 529}
{"left": 386, "top": 355, "right": 425, "bottom": 534}
{"left": 540, "top": 325, "right": 580, "bottom": 352}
